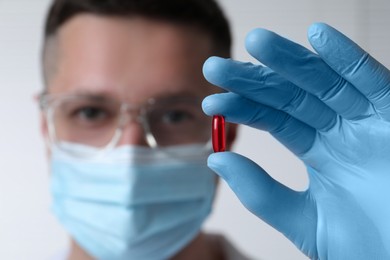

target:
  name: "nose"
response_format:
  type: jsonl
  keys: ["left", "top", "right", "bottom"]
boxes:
{"left": 117, "top": 120, "right": 149, "bottom": 147}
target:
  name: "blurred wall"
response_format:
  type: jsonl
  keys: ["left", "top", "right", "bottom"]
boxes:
{"left": 0, "top": 0, "right": 389, "bottom": 259}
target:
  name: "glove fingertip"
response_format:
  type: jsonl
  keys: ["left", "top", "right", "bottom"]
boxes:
{"left": 201, "top": 96, "right": 215, "bottom": 116}
{"left": 207, "top": 152, "right": 225, "bottom": 171}
{"left": 207, "top": 152, "right": 235, "bottom": 180}
{"left": 202, "top": 93, "right": 234, "bottom": 116}
{"left": 307, "top": 22, "right": 333, "bottom": 50}
{"left": 245, "top": 28, "right": 276, "bottom": 63}
{"left": 203, "top": 56, "right": 230, "bottom": 86}
{"left": 202, "top": 94, "right": 226, "bottom": 116}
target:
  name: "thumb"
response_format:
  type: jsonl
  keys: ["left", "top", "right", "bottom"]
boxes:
{"left": 208, "top": 152, "right": 318, "bottom": 257}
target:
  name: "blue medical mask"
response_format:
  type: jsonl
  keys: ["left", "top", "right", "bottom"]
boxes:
{"left": 50, "top": 142, "right": 215, "bottom": 260}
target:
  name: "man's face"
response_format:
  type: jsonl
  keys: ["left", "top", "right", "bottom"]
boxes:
{"left": 43, "top": 14, "right": 219, "bottom": 147}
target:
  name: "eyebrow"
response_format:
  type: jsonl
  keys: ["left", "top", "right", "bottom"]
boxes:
{"left": 53, "top": 88, "right": 206, "bottom": 103}
{"left": 43, "top": 89, "right": 118, "bottom": 103}
{"left": 64, "top": 89, "right": 117, "bottom": 98}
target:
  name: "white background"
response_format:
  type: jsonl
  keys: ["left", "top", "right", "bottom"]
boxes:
{"left": 1, "top": 0, "right": 390, "bottom": 259}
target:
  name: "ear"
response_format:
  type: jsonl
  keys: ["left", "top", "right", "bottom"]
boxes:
{"left": 34, "top": 94, "right": 48, "bottom": 139}
{"left": 226, "top": 122, "right": 238, "bottom": 150}
{"left": 40, "top": 112, "right": 52, "bottom": 158}
{"left": 40, "top": 112, "right": 48, "bottom": 139}
{"left": 35, "top": 93, "right": 51, "bottom": 157}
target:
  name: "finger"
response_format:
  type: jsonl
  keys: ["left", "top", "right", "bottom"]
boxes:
{"left": 208, "top": 152, "right": 318, "bottom": 258}
{"left": 203, "top": 92, "right": 316, "bottom": 155}
{"left": 308, "top": 22, "right": 390, "bottom": 119}
{"left": 203, "top": 57, "right": 337, "bottom": 131}
{"left": 244, "top": 28, "right": 371, "bottom": 120}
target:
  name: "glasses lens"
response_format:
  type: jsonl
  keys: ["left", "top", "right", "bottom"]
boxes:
{"left": 50, "top": 96, "right": 121, "bottom": 148}
{"left": 146, "top": 98, "right": 210, "bottom": 146}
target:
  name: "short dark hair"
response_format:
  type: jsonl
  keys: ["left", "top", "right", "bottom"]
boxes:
{"left": 44, "top": 0, "right": 231, "bottom": 55}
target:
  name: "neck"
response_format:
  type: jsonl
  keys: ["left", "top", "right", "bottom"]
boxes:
{"left": 68, "top": 232, "right": 224, "bottom": 260}
{"left": 171, "top": 232, "right": 224, "bottom": 260}
{"left": 68, "top": 240, "right": 93, "bottom": 260}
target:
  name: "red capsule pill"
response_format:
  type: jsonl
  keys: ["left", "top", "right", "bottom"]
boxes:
{"left": 212, "top": 115, "right": 226, "bottom": 152}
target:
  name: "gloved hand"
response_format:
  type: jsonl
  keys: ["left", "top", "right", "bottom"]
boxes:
{"left": 202, "top": 23, "right": 390, "bottom": 259}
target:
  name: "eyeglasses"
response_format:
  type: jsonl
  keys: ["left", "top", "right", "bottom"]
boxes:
{"left": 39, "top": 93, "right": 211, "bottom": 151}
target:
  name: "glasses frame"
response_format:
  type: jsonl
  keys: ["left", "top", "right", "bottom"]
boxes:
{"left": 39, "top": 93, "right": 212, "bottom": 153}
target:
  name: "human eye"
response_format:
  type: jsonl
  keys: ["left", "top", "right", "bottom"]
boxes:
{"left": 147, "top": 99, "right": 206, "bottom": 131}
{"left": 160, "top": 109, "right": 195, "bottom": 125}
{"left": 74, "top": 106, "right": 108, "bottom": 122}
{"left": 63, "top": 102, "right": 117, "bottom": 128}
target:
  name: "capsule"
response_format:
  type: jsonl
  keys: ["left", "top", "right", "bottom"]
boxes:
{"left": 212, "top": 115, "right": 226, "bottom": 152}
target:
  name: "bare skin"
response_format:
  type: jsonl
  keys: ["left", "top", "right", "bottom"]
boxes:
{"left": 42, "top": 15, "right": 236, "bottom": 260}
{"left": 68, "top": 233, "right": 225, "bottom": 260}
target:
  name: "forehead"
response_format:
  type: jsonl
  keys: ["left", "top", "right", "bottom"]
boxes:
{"left": 49, "top": 14, "right": 217, "bottom": 103}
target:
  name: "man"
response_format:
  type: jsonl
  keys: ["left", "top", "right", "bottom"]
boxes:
{"left": 39, "top": 0, "right": 242, "bottom": 259}
{"left": 40, "top": 0, "right": 390, "bottom": 258}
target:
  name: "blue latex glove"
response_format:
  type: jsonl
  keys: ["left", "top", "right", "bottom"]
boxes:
{"left": 202, "top": 23, "right": 390, "bottom": 259}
